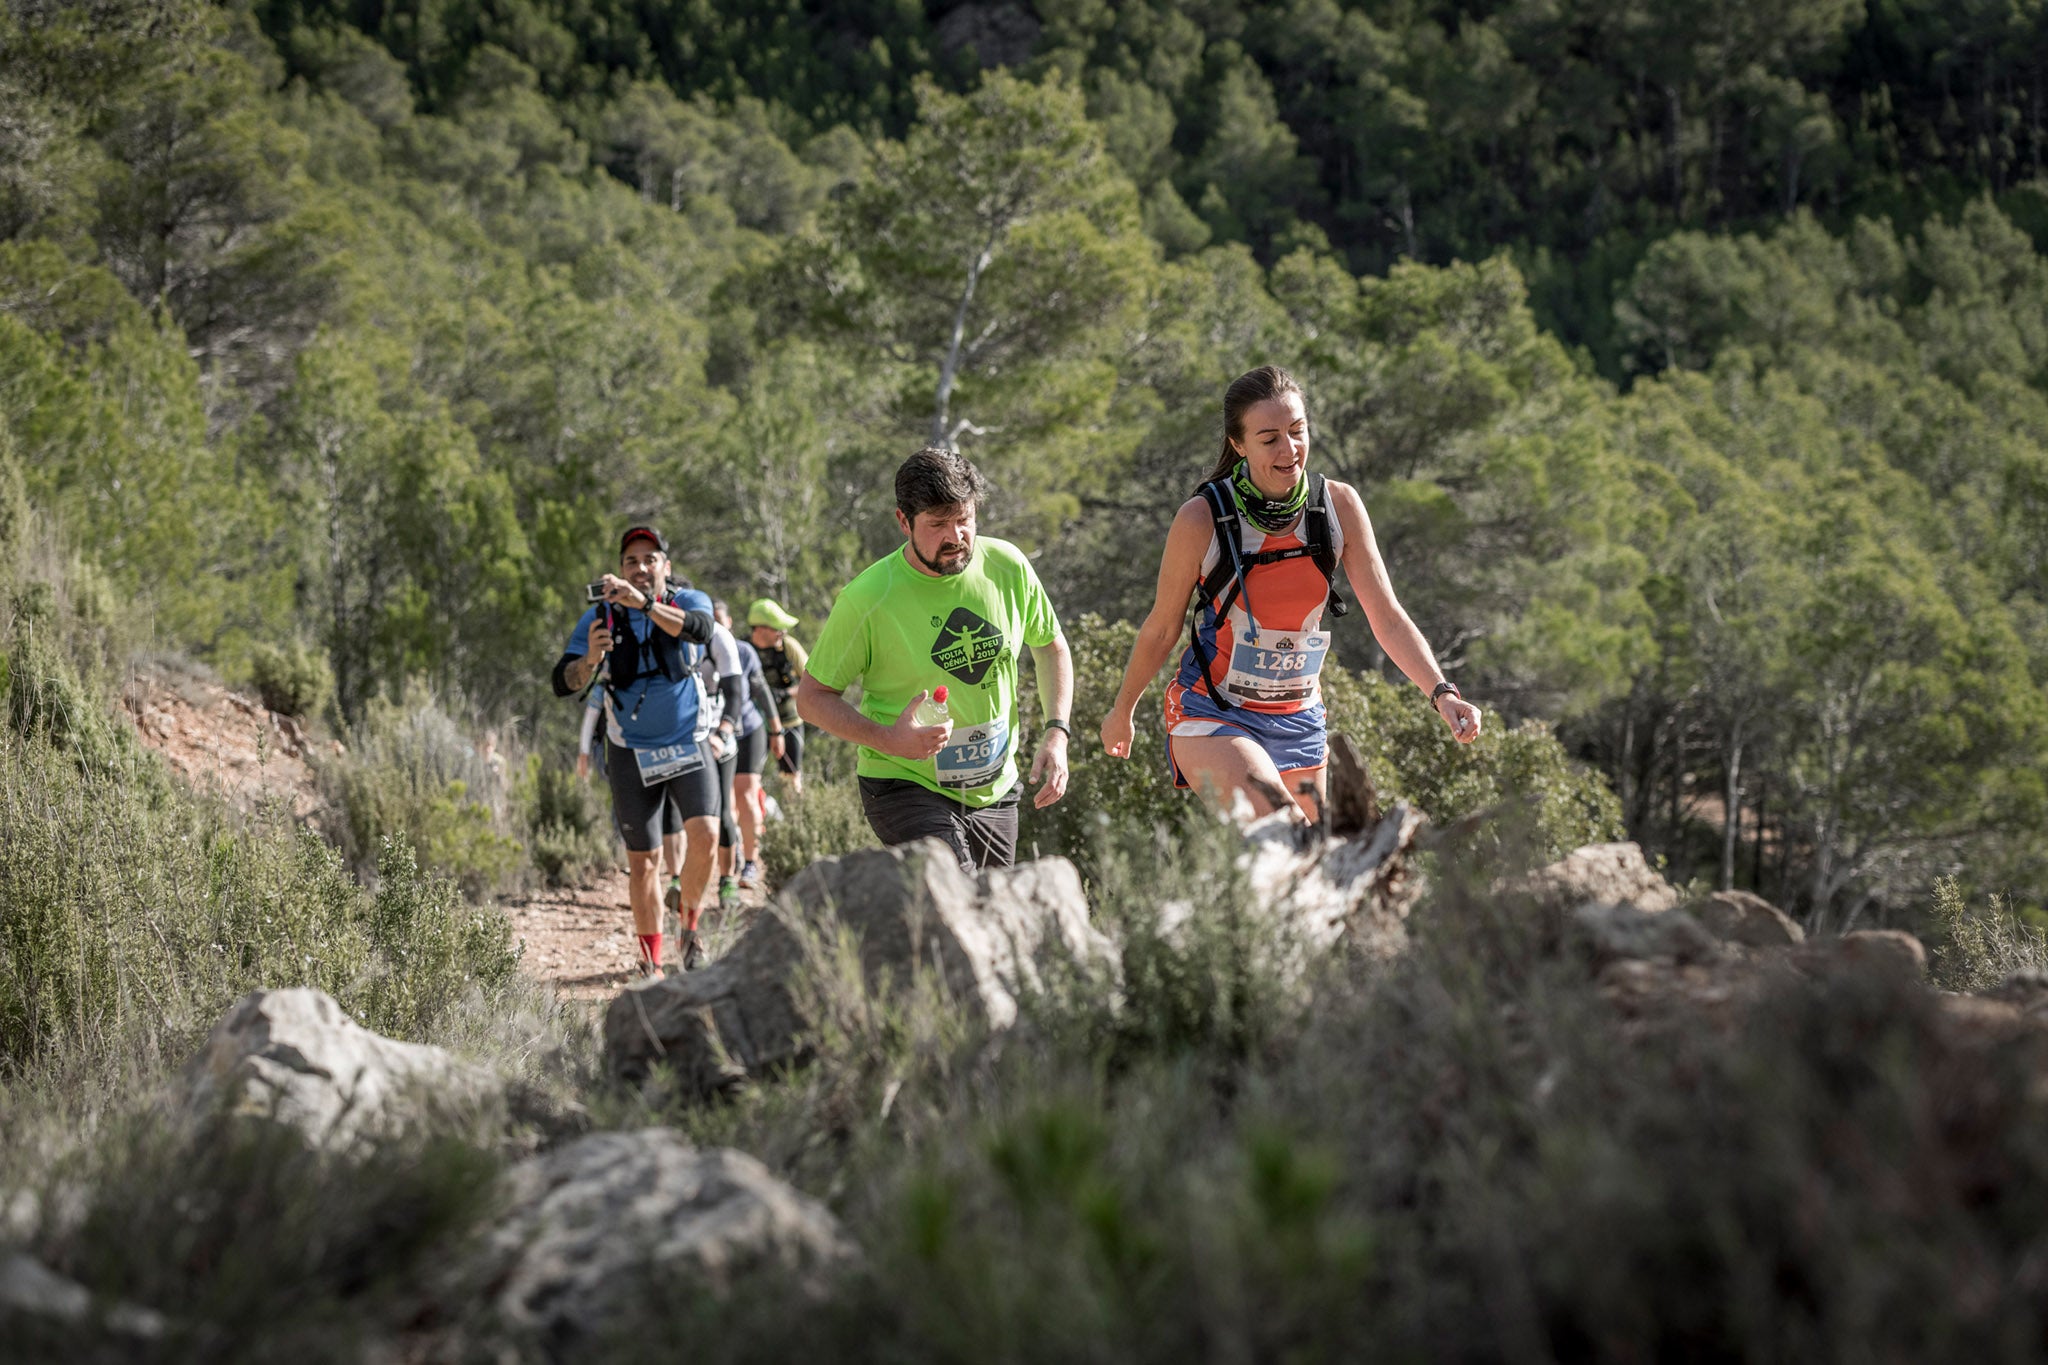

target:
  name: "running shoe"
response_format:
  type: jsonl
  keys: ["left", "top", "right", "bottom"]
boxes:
{"left": 738, "top": 859, "right": 763, "bottom": 888}
{"left": 663, "top": 875, "right": 682, "bottom": 916}
{"left": 717, "top": 875, "right": 740, "bottom": 911}
{"left": 681, "top": 930, "right": 706, "bottom": 971}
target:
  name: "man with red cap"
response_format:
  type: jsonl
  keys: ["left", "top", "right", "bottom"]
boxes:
{"left": 552, "top": 526, "right": 726, "bottom": 974}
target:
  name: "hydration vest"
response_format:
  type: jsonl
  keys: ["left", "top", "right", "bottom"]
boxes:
{"left": 1187, "top": 471, "right": 1347, "bottom": 712}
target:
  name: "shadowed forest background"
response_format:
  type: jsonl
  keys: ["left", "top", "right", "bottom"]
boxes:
{"left": 4, "top": 0, "right": 2048, "bottom": 930}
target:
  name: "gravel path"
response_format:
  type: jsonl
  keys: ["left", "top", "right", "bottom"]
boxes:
{"left": 501, "top": 865, "right": 770, "bottom": 999}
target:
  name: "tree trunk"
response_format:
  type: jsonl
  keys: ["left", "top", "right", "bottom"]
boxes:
{"left": 1666, "top": 84, "right": 1685, "bottom": 213}
{"left": 930, "top": 239, "right": 994, "bottom": 449}
{"left": 1719, "top": 723, "right": 1743, "bottom": 891}
{"left": 1751, "top": 773, "right": 1767, "bottom": 893}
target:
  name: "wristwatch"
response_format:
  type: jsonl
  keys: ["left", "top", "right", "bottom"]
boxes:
{"left": 1429, "top": 682, "right": 1462, "bottom": 706}
{"left": 1043, "top": 718, "right": 1073, "bottom": 737}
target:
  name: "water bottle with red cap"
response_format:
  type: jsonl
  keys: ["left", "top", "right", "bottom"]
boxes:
{"left": 913, "top": 685, "right": 951, "bottom": 728}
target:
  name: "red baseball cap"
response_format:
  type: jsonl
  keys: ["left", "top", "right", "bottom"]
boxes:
{"left": 619, "top": 525, "right": 668, "bottom": 556}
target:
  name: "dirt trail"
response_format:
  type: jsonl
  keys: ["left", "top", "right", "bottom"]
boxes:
{"left": 501, "top": 869, "right": 769, "bottom": 1000}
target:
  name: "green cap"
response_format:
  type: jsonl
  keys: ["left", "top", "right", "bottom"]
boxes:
{"left": 747, "top": 597, "right": 799, "bottom": 631}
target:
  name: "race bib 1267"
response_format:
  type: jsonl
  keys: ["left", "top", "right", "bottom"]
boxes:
{"left": 935, "top": 718, "right": 1010, "bottom": 790}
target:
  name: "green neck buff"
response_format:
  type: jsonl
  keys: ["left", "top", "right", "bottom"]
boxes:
{"left": 1230, "top": 459, "right": 1309, "bottom": 533}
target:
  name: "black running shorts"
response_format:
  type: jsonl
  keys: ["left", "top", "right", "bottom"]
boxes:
{"left": 857, "top": 776, "right": 1021, "bottom": 871}
{"left": 734, "top": 722, "right": 769, "bottom": 776}
{"left": 605, "top": 738, "right": 718, "bottom": 852}
{"left": 715, "top": 740, "right": 740, "bottom": 849}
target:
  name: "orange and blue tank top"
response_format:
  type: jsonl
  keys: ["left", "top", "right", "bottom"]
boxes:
{"left": 1174, "top": 494, "right": 1347, "bottom": 713}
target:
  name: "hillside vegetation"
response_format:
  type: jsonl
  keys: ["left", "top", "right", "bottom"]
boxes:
{"left": 4, "top": 0, "right": 2046, "bottom": 922}
{"left": 9, "top": 5, "right": 2048, "bottom": 1359}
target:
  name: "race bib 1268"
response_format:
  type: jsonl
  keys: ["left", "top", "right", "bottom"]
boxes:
{"left": 935, "top": 718, "right": 1010, "bottom": 790}
{"left": 1222, "top": 630, "right": 1330, "bottom": 704}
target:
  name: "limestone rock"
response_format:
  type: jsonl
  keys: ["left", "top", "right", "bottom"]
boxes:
{"left": 183, "top": 988, "right": 486, "bottom": 1148}
{"left": 1987, "top": 968, "right": 2048, "bottom": 1012}
{"left": 477, "top": 1129, "right": 855, "bottom": 1347}
{"left": 0, "top": 1252, "right": 167, "bottom": 1340}
{"left": 1572, "top": 903, "right": 1723, "bottom": 967}
{"left": 1791, "top": 929, "right": 1929, "bottom": 982}
{"left": 1499, "top": 842, "right": 1680, "bottom": 917}
{"left": 605, "top": 840, "right": 1109, "bottom": 1094}
{"left": 1683, "top": 890, "right": 1805, "bottom": 948}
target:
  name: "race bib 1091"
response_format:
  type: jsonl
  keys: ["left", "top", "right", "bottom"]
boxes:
{"left": 635, "top": 741, "right": 705, "bottom": 787}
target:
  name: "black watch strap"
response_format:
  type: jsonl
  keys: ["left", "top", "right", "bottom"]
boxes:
{"left": 1430, "top": 681, "right": 1462, "bottom": 705}
{"left": 1043, "top": 718, "right": 1073, "bottom": 737}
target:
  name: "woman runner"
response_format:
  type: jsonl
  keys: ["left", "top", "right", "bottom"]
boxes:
{"left": 1099, "top": 365, "right": 1482, "bottom": 821}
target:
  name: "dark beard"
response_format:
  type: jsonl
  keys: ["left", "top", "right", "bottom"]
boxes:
{"left": 913, "top": 540, "right": 972, "bottom": 576}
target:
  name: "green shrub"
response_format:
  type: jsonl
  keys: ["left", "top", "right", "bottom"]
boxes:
{"left": 4, "top": 618, "right": 130, "bottom": 773}
{"left": 317, "top": 690, "right": 525, "bottom": 898}
{"left": 1929, "top": 875, "right": 2048, "bottom": 993}
{"left": 248, "top": 637, "right": 333, "bottom": 718}
{"left": 519, "top": 755, "right": 615, "bottom": 886}
{"left": 759, "top": 776, "right": 875, "bottom": 885}
{"left": 0, "top": 722, "right": 518, "bottom": 1070}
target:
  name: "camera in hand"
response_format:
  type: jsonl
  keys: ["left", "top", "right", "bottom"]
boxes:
{"left": 586, "top": 580, "right": 609, "bottom": 603}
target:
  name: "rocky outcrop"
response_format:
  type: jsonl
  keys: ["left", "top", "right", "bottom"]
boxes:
{"left": 605, "top": 840, "right": 1111, "bottom": 1095}
{"left": 1683, "top": 890, "right": 1805, "bottom": 948}
{"left": 1498, "top": 841, "right": 1681, "bottom": 919}
{"left": 1791, "top": 928, "right": 1928, "bottom": 982}
{"left": 474, "top": 1129, "right": 855, "bottom": 1349}
{"left": 1572, "top": 902, "right": 1723, "bottom": 968}
{"left": 183, "top": 988, "right": 488, "bottom": 1148}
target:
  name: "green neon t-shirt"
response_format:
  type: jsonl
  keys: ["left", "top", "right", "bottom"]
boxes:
{"left": 805, "top": 536, "right": 1061, "bottom": 806}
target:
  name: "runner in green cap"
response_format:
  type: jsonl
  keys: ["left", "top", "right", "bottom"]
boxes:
{"left": 748, "top": 597, "right": 808, "bottom": 797}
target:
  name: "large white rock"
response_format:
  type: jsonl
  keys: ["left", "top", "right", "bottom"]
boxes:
{"left": 477, "top": 1129, "right": 855, "bottom": 1346}
{"left": 0, "top": 1251, "right": 167, "bottom": 1341}
{"left": 183, "top": 988, "right": 486, "bottom": 1148}
{"left": 605, "top": 839, "right": 1110, "bottom": 1095}
{"left": 1497, "top": 841, "right": 1681, "bottom": 918}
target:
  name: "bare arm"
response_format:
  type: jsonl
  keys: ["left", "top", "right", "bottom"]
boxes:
{"left": 1101, "top": 499, "right": 1209, "bottom": 756}
{"left": 1329, "top": 481, "right": 1481, "bottom": 742}
{"left": 796, "top": 673, "right": 952, "bottom": 761}
{"left": 1028, "top": 634, "right": 1073, "bottom": 807}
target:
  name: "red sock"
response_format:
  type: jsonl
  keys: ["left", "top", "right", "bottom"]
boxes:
{"left": 637, "top": 932, "right": 662, "bottom": 967}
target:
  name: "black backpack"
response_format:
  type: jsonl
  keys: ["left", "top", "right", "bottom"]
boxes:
{"left": 1187, "top": 471, "right": 1348, "bottom": 712}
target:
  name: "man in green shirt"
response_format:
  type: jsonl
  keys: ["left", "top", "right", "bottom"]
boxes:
{"left": 798, "top": 446, "right": 1073, "bottom": 869}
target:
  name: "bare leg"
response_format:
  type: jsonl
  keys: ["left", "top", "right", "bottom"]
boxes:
{"left": 627, "top": 850, "right": 664, "bottom": 936}
{"left": 678, "top": 814, "right": 718, "bottom": 931}
{"left": 1170, "top": 733, "right": 1322, "bottom": 822}
{"left": 661, "top": 831, "right": 683, "bottom": 881}
{"left": 734, "top": 772, "right": 764, "bottom": 863}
